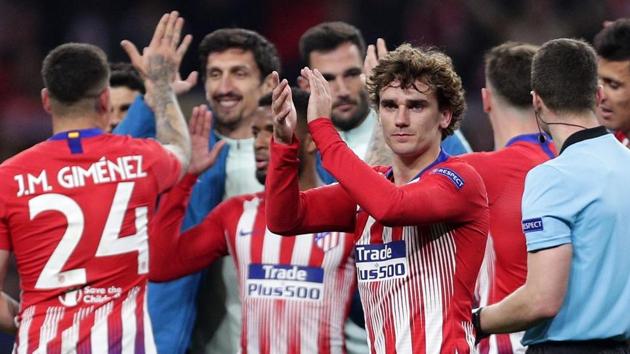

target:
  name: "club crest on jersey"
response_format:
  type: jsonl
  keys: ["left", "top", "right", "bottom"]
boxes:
{"left": 246, "top": 264, "right": 324, "bottom": 302}
{"left": 522, "top": 217, "right": 544, "bottom": 233}
{"left": 355, "top": 240, "right": 408, "bottom": 283}
{"left": 431, "top": 168, "right": 464, "bottom": 189}
{"left": 314, "top": 231, "right": 339, "bottom": 252}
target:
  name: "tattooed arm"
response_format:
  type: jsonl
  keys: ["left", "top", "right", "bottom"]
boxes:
{"left": 121, "top": 11, "right": 192, "bottom": 175}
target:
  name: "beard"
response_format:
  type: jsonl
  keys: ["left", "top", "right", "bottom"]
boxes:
{"left": 331, "top": 90, "right": 370, "bottom": 131}
{"left": 255, "top": 169, "right": 266, "bottom": 185}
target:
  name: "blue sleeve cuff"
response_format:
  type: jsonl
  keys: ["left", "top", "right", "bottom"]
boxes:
{"left": 526, "top": 233, "right": 572, "bottom": 251}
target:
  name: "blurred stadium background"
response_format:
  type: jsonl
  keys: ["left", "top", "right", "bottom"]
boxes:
{"left": 0, "top": 0, "right": 628, "bottom": 350}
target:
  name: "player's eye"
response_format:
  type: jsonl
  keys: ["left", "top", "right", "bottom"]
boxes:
{"left": 343, "top": 68, "right": 362, "bottom": 79}
{"left": 322, "top": 74, "right": 336, "bottom": 82}
{"left": 380, "top": 100, "right": 397, "bottom": 110}
{"left": 407, "top": 102, "right": 425, "bottom": 111}
{"left": 207, "top": 70, "right": 221, "bottom": 80}
{"left": 234, "top": 68, "right": 249, "bottom": 78}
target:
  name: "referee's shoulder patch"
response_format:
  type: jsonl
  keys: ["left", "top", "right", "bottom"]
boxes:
{"left": 522, "top": 217, "right": 544, "bottom": 233}
{"left": 431, "top": 167, "right": 465, "bottom": 189}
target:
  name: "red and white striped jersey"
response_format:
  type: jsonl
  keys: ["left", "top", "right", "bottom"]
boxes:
{"left": 150, "top": 175, "right": 357, "bottom": 354}
{"left": 463, "top": 135, "right": 555, "bottom": 354}
{"left": 615, "top": 130, "right": 630, "bottom": 148}
{"left": 266, "top": 119, "right": 490, "bottom": 354}
{"left": 0, "top": 129, "right": 181, "bottom": 353}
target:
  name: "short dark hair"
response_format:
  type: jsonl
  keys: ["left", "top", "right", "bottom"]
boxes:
{"left": 532, "top": 38, "right": 598, "bottom": 113}
{"left": 367, "top": 44, "right": 466, "bottom": 139}
{"left": 198, "top": 28, "right": 281, "bottom": 81}
{"left": 259, "top": 87, "right": 310, "bottom": 131}
{"left": 485, "top": 42, "right": 539, "bottom": 109}
{"left": 594, "top": 19, "right": 630, "bottom": 61}
{"left": 299, "top": 22, "right": 366, "bottom": 66}
{"left": 41, "top": 43, "right": 109, "bottom": 104}
{"left": 109, "top": 62, "right": 145, "bottom": 94}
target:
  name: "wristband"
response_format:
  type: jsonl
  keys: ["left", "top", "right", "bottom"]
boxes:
{"left": 472, "top": 307, "right": 489, "bottom": 344}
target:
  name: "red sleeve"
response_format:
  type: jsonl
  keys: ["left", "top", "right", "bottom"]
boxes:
{"left": 149, "top": 174, "right": 228, "bottom": 282}
{"left": 265, "top": 137, "right": 356, "bottom": 235}
{"left": 310, "top": 118, "right": 487, "bottom": 226}
{"left": 138, "top": 139, "right": 182, "bottom": 193}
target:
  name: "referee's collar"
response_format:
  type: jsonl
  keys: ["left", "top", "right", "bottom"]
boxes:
{"left": 560, "top": 126, "right": 609, "bottom": 154}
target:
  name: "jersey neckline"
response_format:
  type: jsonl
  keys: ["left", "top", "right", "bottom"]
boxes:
{"left": 49, "top": 128, "right": 104, "bottom": 141}
{"left": 385, "top": 149, "right": 450, "bottom": 182}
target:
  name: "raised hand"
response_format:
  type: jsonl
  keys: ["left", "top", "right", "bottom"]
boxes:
{"left": 362, "top": 38, "right": 388, "bottom": 86}
{"left": 300, "top": 67, "right": 332, "bottom": 123}
{"left": 120, "top": 11, "right": 192, "bottom": 176}
{"left": 188, "top": 105, "right": 226, "bottom": 175}
{"left": 271, "top": 71, "right": 297, "bottom": 145}
{"left": 120, "top": 11, "right": 196, "bottom": 96}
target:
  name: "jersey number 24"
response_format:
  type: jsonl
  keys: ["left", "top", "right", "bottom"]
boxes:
{"left": 29, "top": 182, "right": 148, "bottom": 289}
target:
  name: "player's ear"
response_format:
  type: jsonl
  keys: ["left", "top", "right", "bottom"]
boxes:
{"left": 41, "top": 88, "right": 52, "bottom": 114}
{"left": 96, "top": 88, "right": 110, "bottom": 115}
{"left": 531, "top": 90, "right": 544, "bottom": 114}
{"left": 481, "top": 87, "right": 491, "bottom": 113}
{"left": 439, "top": 109, "right": 453, "bottom": 130}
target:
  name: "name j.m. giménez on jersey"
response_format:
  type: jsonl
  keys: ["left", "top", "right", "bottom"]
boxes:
{"left": 13, "top": 155, "right": 147, "bottom": 197}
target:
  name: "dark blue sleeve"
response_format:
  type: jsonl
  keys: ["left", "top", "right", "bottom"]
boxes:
{"left": 181, "top": 132, "right": 229, "bottom": 229}
{"left": 315, "top": 152, "right": 337, "bottom": 185}
{"left": 112, "top": 95, "right": 157, "bottom": 138}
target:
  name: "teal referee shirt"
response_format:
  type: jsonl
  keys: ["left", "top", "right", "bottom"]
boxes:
{"left": 520, "top": 126, "right": 630, "bottom": 345}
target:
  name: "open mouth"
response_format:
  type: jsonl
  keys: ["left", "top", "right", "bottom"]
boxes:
{"left": 214, "top": 95, "right": 242, "bottom": 110}
{"left": 255, "top": 156, "right": 268, "bottom": 169}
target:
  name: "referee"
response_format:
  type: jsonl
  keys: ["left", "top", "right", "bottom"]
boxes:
{"left": 474, "top": 38, "right": 630, "bottom": 353}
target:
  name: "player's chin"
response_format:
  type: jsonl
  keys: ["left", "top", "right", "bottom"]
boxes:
{"left": 390, "top": 144, "right": 423, "bottom": 158}
{"left": 214, "top": 109, "right": 242, "bottom": 126}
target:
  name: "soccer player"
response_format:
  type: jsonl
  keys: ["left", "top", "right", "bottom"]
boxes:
{"left": 299, "top": 23, "right": 472, "bottom": 179}
{"left": 0, "top": 11, "right": 191, "bottom": 352}
{"left": 462, "top": 42, "right": 555, "bottom": 354}
{"left": 150, "top": 86, "right": 357, "bottom": 353}
{"left": 267, "top": 44, "right": 489, "bottom": 353}
{"left": 108, "top": 62, "right": 145, "bottom": 131}
{"left": 115, "top": 28, "right": 281, "bottom": 354}
{"left": 474, "top": 39, "right": 630, "bottom": 353}
{"left": 594, "top": 18, "right": 630, "bottom": 148}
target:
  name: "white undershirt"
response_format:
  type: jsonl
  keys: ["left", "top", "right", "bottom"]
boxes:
{"left": 220, "top": 135, "right": 264, "bottom": 199}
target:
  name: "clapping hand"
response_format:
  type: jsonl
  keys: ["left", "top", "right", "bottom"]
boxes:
{"left": 362, "top": 38, "right": 388, "bottom": 86}
{"left": 271, "top": 71, "right": 298, "bottom": 145}
{"left": 299, "top": 67, "right": 332, "bottom": 124}
{"left": 187, "top": 105, "right": 226, "bottom": 175}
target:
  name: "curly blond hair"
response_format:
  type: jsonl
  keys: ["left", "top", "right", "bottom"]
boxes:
{"left": 367, "top": 44, "right": 466, "bottom": 139}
